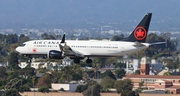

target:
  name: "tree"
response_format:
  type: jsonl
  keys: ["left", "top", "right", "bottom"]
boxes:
{"left": 0, "top": 66, "right": 7, "bottom": 78}
{"left": 134, "top": 70, "right": 140, "bottom": 75}
{"left": 0, "top": 79, "right": 6, "bottom": 89}
{"left": 115, "top": 62, "right": 126, "bottom": 68}
{"left": 135, "top": 81, "right": 144, "bottom": 94}
{"left": 138, "top": 81, "right": 144, "bottom": 88}
{"left": 3, "top": 88, "right": 21, "bottom": 96}
{"left": 164, "top": 59, "right": 179, "bottom": 69}
{"left": 112, "top": 34, "right": 124, "bottom": 41}
{"left": 163, "top": 72, "right": 172, "bottom": 76}
{"left": 5, "top": 34, "right": 18, "bottom": 44}
{"left": 59, "top": 88, "right": 65, "bottom": 91}
{"left": 9, "top": 43, "right": 19, "bottom": 53}
{"left": 86, "top": 69, "right": 101, "bottom": 79}
{"left": 36, "top": 74, "right": 51, "bottom": 87}
{"left": 114, "top": 79, "right": 133, "bottom": 94}
{"left": 8, "top": 51, "right": 20, "bottom": 70}
{"left": 121, "top": 90, "right": 139, "bottom": 96}
{"left": 101, "top": 70, "right": 116, "bottom": 80}
{"left": 58, "top": 64, "right": 83, "bottom": 83}
{"left": 76, "top": 80, "right": 97, "bottom": 93}
{"left": 115, "top": 68, "right": 126, "bottom": 79}
{"left": 18, "top": 34, "right": 29, "bottom": 44}
{"left": 4, "top": 78, "right": 22, "bottom": 90}
{"left": 70, "top": 64, "right": 83, "bottom": 80}
{"left": 93, "top": 57, "right": 107, "bottom": 68}
{"left": 100, "top": 76, "right": 115, "bottom": 91}
{"left": 87, "top": 80, "right": 98, "bottom": 86}
{"left": 58, "top": 73, "right": 72, "bottom": 83}
{"left": 41, "top": 33, "right": 56, "bottom": 40}
{"left": 82, "top": 84, "right": 101, "bottom": 96}
{"left": 86, "top": 70, "right": 95, "bottom": 78}
{"left": 38, "top": 85, "right": 49, "bottom": 93}
{"left": 17, "top": 67, "right": 35, "bottom": 79}
{"left": 76, "top": 85, "right": 88, "bottom": 93}
{"left": 92, "top": 61, "right": 101, "bottom": 79}
{"left": 19, "top": 85, "right": 31, "bottom": 92}
{"left": 6, "top": 71, "right": 18, "bottom": 81}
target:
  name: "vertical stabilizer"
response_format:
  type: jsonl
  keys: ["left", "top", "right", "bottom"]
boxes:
{"left": 124, "top": 13, "right": 152, "bottom": 42}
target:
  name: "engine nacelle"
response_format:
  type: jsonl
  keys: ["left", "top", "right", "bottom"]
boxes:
{"left": 48, "top": 50, "right": 64, "bottom": 59}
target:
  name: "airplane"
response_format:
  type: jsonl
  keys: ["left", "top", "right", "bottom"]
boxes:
{"left": 16, "top": 13, "right": 153, "bottom": 64}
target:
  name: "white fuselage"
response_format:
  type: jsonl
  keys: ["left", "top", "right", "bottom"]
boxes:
{"left": 16, "top": 40, "right": 150, "bottom": 57}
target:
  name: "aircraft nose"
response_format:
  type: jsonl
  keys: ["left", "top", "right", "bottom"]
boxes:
{"left": 15, "top": 47, "right": 20, "bottom": 52}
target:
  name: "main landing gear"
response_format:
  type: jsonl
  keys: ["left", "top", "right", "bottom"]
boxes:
{"left": 86, "top": 58, "right": 92, "bottom": 64}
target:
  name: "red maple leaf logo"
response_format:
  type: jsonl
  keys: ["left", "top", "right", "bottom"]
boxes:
{"left": 32, "top": 48, "right": 37, "bottom": 53}
{"left": 134, "top": 26, "right": 146, "bottom": 40}
{"left": 136, "top": 29, "right": 145, "bottom": 37}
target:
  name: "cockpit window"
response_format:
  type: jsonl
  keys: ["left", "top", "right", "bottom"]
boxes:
{"left": 20, "top": 44, "right": 26, "bottom": 47}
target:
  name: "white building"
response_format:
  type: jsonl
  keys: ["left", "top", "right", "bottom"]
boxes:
{"left": 51, "top": 83, "right": 80, "bottom": 92}
{"left": 61, "top": 57, "right": 73, "bottom": 67}
{"left": 18, "top": 58, "right": 58, "bottom": 69}
{"left": 18, "top": 57, "right": 73, "bottom": 69}
{"left": 121, "top": 59, "right": 140, "bottom": 74}
{"left": 18, "top": 62, "right": 28, "bottom": 69}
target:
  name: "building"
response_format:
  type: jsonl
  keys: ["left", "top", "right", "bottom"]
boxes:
{"left": 140, "top": 57, "right": 150, "bottom": 75}
{"left": 123, "top": 75, "right": 180, "bottom": 94}
{"left": 18, "top": 60, "right": 57, "bottom": 70}
{"left": 18, "top": 57, "right": 73, "bottom": 69}
{"left": 150, "top": 59, "right": 164, "bottom": 75}
{"left": 51, "top": 83, "right": 80, "bottom": 92}
{"left": 123, "top": 57, "right": 180, "bottom": 94}
{"left": 120, "top": 57, "right": 164, "bottom": 75}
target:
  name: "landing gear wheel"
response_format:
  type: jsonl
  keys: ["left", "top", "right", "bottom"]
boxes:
{"left": 86, "top": 59, "right": 92, "bottom": 64}
{"left": 74, "top": 59, "right": 80, "bottom": 64}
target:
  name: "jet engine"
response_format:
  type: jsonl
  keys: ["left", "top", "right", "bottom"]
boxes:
{"left": 48, "top": 50, "right": 64, "bottom": 59}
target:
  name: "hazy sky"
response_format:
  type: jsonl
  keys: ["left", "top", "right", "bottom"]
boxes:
{"left": 0, "top": 0, "right": 179, "bottom": 24}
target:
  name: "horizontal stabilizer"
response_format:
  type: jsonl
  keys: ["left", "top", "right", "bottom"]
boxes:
{"left": 150, "top": 42, "right": 166, "bottom": 45}
{"left": 133, "top": 42, "right": 146, "bottom": 47}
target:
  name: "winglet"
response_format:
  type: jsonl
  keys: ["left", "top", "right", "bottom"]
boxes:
{"left": 61, "top": 34, "right": 65, "bottom": 43}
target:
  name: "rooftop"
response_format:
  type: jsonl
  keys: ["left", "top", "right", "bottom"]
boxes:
{"left": 124, "top": 75, "right": 180, "bottom": 79}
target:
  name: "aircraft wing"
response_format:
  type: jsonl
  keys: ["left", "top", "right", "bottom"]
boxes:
{"left": 59, "top": 34, "right": 84, "bottom": 58}
{"left": 59, "top": 43, "right": 84, "bottom": 58}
